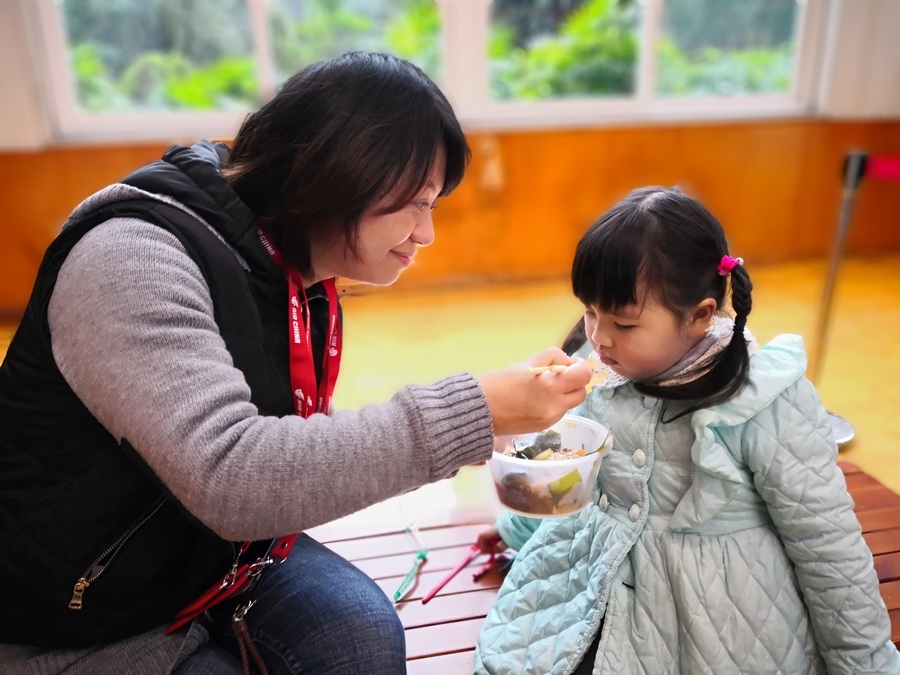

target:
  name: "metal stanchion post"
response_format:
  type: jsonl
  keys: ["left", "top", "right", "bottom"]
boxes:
{"left": 808, "top": 151, "right": 867, "bottom": 446}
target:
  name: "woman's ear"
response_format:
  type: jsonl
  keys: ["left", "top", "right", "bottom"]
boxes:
{"left": 687, "top": 298, "right": 717, "bottom": 337}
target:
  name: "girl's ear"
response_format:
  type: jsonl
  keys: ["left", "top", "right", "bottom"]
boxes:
{"left": 686, "top": 298, "right": 717, "bottom": 337}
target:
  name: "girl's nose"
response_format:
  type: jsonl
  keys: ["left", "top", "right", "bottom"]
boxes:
{"left": 591, "top": 325, "right": 613, "bottom": 348}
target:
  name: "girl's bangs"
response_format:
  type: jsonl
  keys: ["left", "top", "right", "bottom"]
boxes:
{"left": 572, "top": 210, "right": 648, "bottom": 312}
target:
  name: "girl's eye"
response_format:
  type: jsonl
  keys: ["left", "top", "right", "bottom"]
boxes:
{"left": 614, "top": 323, "right": 636, "bottom": 331}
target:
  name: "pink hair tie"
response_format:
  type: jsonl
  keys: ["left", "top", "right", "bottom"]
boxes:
{"left": 717, "top": 255, "right": 743, "bottom": 276}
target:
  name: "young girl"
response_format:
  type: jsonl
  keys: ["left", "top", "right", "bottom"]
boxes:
{"left": 475, "top": 186, "right": 898, "bottom": 674}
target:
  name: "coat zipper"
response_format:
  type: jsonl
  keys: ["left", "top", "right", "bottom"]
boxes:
{"left": 68, "top": 495, "right": 167, "bottom": 610}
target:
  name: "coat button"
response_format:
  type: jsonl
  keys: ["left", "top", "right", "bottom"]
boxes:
{"left": 599, "top": 494, "right": 609, "bottom": 511}
{"left": 602, "top": 388, "right": 615, "bottom": 399}
{"left": 633, "top": 448, "right": 646, "bottom": 468}
{"left": 643, "top": 396, "right": 656, "bottom": 408}
{"left": 629, "top": 504, "right": 640, "bottom": 521}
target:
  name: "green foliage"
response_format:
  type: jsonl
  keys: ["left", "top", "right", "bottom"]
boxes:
{"left": 115, "top": 52, "right": 258, "bottom": 111}
{"left": 270, "top": 1, "right": 374, "bottom": 79}
{"left": 164, "top": 58, "right": 259, "bottom": 110}
{"left": 63, "top": 0, "right": 251, "bottom": 76}
{"left": 71, "top": 43, "right": 128, "bottom": 112}
{"left": 489, "top": 0, "right": 793, "bottom": 101}
{"left": 64, "top": 0, "right": 795, "bottom": 113}
{"left": 118, "top": 52, "right": 192, "bottom": 108}
{"left": 270, "top": 0, "right": 440, "bottom": 83}
{"left": 490, "top": 0, "right": 639, "bottom": 100}
{"left": 656, "top": 39, "right": 793, "bottom": 96}
{"left": 661, "top": 0, "right": 795, "bottom": 53}
{"left": 384, "top": 1, "right": 441, "bottom": 78}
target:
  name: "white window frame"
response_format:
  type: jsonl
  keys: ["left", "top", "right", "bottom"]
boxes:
{"left": 24, "top": 0, "right": 832, "bottom": 144}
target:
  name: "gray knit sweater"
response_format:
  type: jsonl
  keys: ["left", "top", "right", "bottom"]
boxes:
{"left": 0, "top": 184, "right": 494, "bottom": 673}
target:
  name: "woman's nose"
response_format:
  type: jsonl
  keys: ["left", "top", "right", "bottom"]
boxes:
{"left": 412, "top": 212, "right": 435, "bottom": 247}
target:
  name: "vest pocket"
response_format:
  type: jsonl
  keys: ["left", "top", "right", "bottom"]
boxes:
{"left": 68, "top": 495, "right": 167, "bottom": 610}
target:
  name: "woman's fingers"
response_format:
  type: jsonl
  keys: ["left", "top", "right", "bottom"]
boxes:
{"left": 476, "top": 353, "right": 592, "bottom": 437}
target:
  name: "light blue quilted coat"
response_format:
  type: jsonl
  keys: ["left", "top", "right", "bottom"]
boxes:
{"left": 476, "top": 335, "right": 899, "bottom": 674}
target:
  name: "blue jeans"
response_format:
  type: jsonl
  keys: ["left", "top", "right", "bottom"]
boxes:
{"left": 174, "top": 533, "right": 406, "bottom": 674}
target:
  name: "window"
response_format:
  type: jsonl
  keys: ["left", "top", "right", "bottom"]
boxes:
{"left": 26, "top": 0, "right": 827, "bottom": 142}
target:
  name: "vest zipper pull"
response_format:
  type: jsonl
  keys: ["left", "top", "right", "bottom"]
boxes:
{"left": 69, "top": 578, "right": 90, "bottom": 610}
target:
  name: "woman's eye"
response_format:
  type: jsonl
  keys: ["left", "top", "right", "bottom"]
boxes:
{"left": 413, "top": 200, "right": 437, "bottom": 211}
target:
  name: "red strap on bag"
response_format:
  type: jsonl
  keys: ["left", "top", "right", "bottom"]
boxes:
{"left": 166, "top": 229, "right": 341, "bottom": 634}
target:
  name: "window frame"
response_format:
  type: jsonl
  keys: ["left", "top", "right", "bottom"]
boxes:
{"left": 25, "top": 0, "right": 831, "bottom": 144}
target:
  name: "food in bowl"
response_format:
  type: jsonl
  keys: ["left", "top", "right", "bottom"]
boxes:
{"left": 489, "top": 415, "right": 612, "bottom": 518}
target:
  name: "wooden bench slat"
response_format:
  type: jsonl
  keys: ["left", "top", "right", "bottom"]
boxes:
{"left": 377, "top": 566, "right": 506, "bottom": 601}
{"left": 852, "top": 486, "right": 900, "bottom": 512}
{"left": 844, "top": 473, "right": 883, "bottom": 492}
{"left": 890, "top": 609, "right": 900, "bottom": 646}
{"left": 837, "top": 461, "right": 863, "bottom": 475}
{"left": 881, "top": 580, "right": 900, "bottom": 612}
{"left": 405, "top": 650, "right": 476, "bottom": 674}
{"left": 857, "top": 506, "right": 900, "bottom": 534}
{"left": 875, "top": 552, "right": 900, "bottom": 583}
{"left": 405, "top": 617, "right": 484, "bottom": 660}
{"left": 864, "top": 528, "right": 900, "bottom": 556}
{"left": 395, "top": 588, "right": 499, "bottom": 629}
{"left": 325, "top": 524, "right": 485, "bottom": 561}
{"left": 353, "top": 545, "right": 494, "bottom": 580}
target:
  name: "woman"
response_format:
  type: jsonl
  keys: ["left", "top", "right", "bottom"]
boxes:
{"left": 0, "top": 52, "right": 590, "bottom": 674}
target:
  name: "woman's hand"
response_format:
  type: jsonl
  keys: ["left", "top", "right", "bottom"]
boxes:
{"left": 476, "top": 347, "right": 591, "bottom": 437}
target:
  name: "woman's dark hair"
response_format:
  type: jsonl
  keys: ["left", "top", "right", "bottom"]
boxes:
{"left": 571, "top": 186, "right": 753, "bottom": 418}
{"left": 224, "top": 51, "right": 470, "bottom": 277}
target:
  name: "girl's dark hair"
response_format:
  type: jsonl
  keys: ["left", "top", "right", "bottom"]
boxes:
{"left": 571, "top": 186, "right": 753, "bottom": 418}
{"left": 224, "top": 51, "right": 470, "bottom": 277}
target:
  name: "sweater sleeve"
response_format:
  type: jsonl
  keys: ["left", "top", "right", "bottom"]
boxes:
{"left": 741, "top": 378, "right": 900, "bottom": 674}
{"left": 48, "top": 218, "right": 494, "bottom": 540}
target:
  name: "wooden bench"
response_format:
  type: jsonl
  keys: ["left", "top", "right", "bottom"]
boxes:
{"left": 308, "top": 461, "right": 900, "bottom": 672}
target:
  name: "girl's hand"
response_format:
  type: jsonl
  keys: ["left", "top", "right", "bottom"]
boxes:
{"left": 476, "top": 347, "right": 591, "bottom": 437}
{"left": 476, "top": 527, "right": 507, "bottom": 554}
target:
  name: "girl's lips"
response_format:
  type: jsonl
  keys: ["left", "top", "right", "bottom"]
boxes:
{"left": 599, "top": 355, "right": 618, "bottom": 366}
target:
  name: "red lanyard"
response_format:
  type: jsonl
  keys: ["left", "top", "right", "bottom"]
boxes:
{"left": 258, "top": 227, "right": 342, "bottom": 416}
{"left": 167, "top": 229, "right": 342, "bottom": 634}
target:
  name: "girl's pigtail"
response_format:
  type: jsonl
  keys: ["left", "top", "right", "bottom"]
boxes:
{"left": 709, "top": 264, "right": 753, "bottom": 402}
{"left": 730, "top": 265, "right": 752, "bottom": 336}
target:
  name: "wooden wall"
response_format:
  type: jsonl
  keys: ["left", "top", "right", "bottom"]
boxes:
{"left": 1, "top": 119, "right": 898, "bottom": 316}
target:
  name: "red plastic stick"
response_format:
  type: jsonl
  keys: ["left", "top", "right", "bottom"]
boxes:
{"left": 421, "top": 544, "right": 481, "bottom": 604}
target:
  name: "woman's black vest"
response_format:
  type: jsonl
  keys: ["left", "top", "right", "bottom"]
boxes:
{"left": 0, "top": 144, "right": 314, "bottom": 648}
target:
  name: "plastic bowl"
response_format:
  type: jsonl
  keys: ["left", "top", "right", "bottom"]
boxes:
{"left": 488, "top": 415, "right": 612, "bottom": 518}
